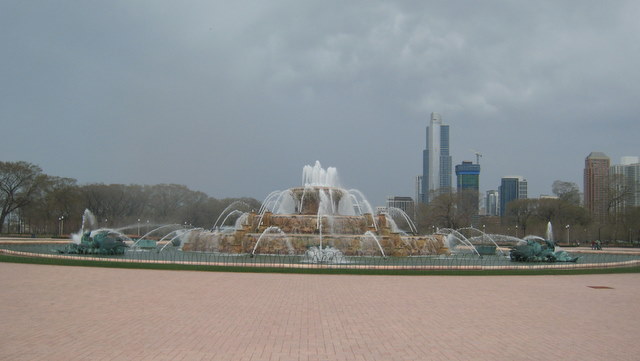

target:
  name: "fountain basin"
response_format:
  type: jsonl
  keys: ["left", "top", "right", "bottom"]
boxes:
{"left": 475, "top": 245, "right": 497, "bottom": 256}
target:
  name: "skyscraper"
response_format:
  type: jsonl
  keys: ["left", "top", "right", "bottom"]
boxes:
{"left": 455, "top": 161, "right": 481, "bottom": 214}
{"left": 420, "top": 113, "right": 452, "bottom": 204}
{"left": 485, "top": 190, "right": 499, "bottom": 216}
{"left": 609, "top": 156, "right": 640, "bottom": 211}
{"left": 584, "top": 152, "right": 610, "bottom": 222}
{"left": 499, "top": 176, "right": 528, "bottom": 217}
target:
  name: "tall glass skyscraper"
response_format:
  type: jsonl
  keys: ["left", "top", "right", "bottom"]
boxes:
{"left": 456, "top": 161, "right": 481, "bottom": 214}
{"left": 420, "top": 113, "right": 452, "bottom": 204}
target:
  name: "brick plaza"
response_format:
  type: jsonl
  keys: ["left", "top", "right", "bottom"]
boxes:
{"left": 0, "top": 262, "right": 638, "bottom": 360}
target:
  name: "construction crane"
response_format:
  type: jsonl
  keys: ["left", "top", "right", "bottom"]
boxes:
{"left": 470, "top": 149, "right": 483, "bottom": 164}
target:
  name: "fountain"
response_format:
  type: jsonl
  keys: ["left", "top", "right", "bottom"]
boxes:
{"left": 509, "top": 238, "right": 578, "bottom": 262}
{"left": 59, "top": 230, "right": 128, "bottom": 255}
{"left": 181, "top": 161, "right": 448, "bottom": 261}
{"left": 509, "top": 224, "right": 578, "bottom": 263}
{"left": 54, "top": 171, "right": 580, "bottom": 266}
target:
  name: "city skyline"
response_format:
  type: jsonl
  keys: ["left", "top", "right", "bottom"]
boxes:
{"left": 1, "top": 2, "right": 638, "bottom": 207}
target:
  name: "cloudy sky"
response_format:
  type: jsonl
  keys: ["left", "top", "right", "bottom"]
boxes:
{"left": 2, "top": 1, "right": 639, "bottom": 206}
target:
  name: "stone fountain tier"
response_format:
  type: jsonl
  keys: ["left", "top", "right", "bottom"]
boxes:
{"left": 181, "top": 231, "right": 448, "bottom": 257}
{"left": 279, "top": 186, "right": 351, "bottom": 215}
{"left": 260, "top": 213, "right": 373, "bottom": 235}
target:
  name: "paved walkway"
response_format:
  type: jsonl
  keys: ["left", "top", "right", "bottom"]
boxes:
{"left": 0, "top": 263, "right": 638, "bottom": 361}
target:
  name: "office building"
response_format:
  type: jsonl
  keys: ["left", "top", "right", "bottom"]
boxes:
{"left": 415, "top": 175, "right": 422, "bottom": 210}
{"left": 499, "top": 176, "right": 528, "bottom": 217}
{"left": 420, "top": 112, "right": 452, "bottom": 204}
{"left": 485, "top": 190, "right": 499, "bottom": 216}
{"left": 455, "top": 161, "right": 481, "bottom": 214}
{"left": 609, "top": 156, "right": 640, "bottom": 211}
{"left": 584, "top": 152, "right": 610, "bottom": 221}
{"left": 386, "top": 196, "right": 416, "bottom": 220}
{"left": 455, "top": 161, "right": 480, "bottom": 191}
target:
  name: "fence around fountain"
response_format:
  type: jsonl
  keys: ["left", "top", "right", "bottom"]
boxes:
{"left": 2, "top": 240, "right": 639, "bottom": 272}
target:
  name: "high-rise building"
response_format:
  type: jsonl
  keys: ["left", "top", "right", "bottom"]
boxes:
{"left": 584, "top": 152, "right": 610, "bottom": 221}
{"left": 415, "top": 175, "right": 422, "bottom": 210}
{"left": 499, "top": 176, "right": 528, "bottom": 217}
{"left": 455, "top": 161, "right": 481, "bottom": 214}
{"left": 455, "top": 161, "right": 480, "bottom": 191}
{"left": 609, "top": 156, "right": 640, "bottom": 211}
{"left": 485, "top": 190, "right": 499, "bottom": 216}
{"left": 420, "top": 112, "right": 452, "bottom": 204}
{"left": 628, "top": 163, "right": 640, "bottom": 208}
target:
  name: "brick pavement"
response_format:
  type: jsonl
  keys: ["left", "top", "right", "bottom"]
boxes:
{"left": 0, "top": 263, "right": 638, "bottom": 361}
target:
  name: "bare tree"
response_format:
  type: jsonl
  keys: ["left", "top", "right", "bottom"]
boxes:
{"left": 505, "top": 199, "right": 537, "bottom": 235}
{"left": 552, "top": 180, "right": 581, "bottom": 205}
{"left": 0, "top": 161, "right": 48, "bottom": 233}
{"left": 420, "top": 192, "right": 476, "bottom": 230}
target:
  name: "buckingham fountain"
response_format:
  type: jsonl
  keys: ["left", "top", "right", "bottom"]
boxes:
{"left": 179, "top": 161, "right": 448, "bottom": 261}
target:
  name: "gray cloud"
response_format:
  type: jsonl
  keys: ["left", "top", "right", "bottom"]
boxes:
{"left": 1, "top": 1, "right": 638, "bottom": 206}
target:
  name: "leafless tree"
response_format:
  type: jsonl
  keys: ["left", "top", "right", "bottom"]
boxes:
{"left": 0, "top": 161, "right": 48, "bottom": 233}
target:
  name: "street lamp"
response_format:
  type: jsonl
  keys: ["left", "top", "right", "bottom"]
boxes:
{"left": 515, "top": 225, "right": 518, "bottom": 238}
{"left": 137, "top": 219, "right": 141, "bottom": 236}
{"left": 58, "top": 216, "right": 64, "bottom": 236}
{"left": 566, "top": 225, "right": 570, "bottom": 245}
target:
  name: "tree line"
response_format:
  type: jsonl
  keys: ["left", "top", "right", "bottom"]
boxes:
{"left": 0, "top": 161, "right": 260, "bottom": 235}
{"left": 2, "top": 160, "right": 639, "bottom": 242}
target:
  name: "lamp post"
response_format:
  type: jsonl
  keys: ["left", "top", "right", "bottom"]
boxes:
{"left": 58, "top": 216, "right": 64, "bottom": 236}
{"left": 515, "top": 225, "right": 518, "bottom": 238}
{"left": 137, "top": 219, "right": 141, "bottom": 236}
{"left": 566, "top": 225, "right": 570, "bottom": 246}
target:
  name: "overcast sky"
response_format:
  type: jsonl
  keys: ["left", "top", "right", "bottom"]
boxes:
{"left": 2, "top": 1, "right": 639, "bottom": 207}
